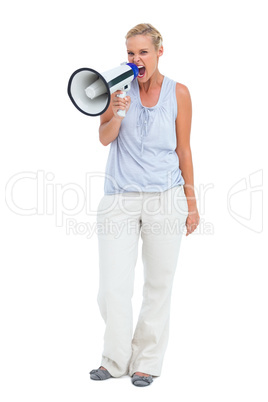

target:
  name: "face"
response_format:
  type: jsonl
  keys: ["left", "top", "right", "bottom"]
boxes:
{"left": 126, "top": 35, "right": 163, "bottom": 82}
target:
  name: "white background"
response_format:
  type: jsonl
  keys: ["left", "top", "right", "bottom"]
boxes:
{"left": 1, "top": 0, "right": 267, "bottom": 401}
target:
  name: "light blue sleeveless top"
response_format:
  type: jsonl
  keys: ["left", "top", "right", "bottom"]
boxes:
{"left": 103, "top": 76, "right": 185, "bottom": 195}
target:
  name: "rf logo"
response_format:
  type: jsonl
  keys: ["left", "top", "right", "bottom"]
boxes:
{"left": 227, "top": 169, "right": 263, "bottom": 233}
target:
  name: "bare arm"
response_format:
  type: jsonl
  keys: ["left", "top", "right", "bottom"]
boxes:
{"left": 175, "top": 83, "right": 200, "bottom": 235}
{"left": 99, "top": 91, "right": 131, "bottom": 146}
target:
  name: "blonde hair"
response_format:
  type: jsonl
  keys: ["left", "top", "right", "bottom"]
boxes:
{"left": 125, "top": 23, "right": 163, "bottom": 51}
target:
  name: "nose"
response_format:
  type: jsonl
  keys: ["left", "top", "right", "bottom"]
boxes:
{"left": 133, "top": 54, "right": 140, "bottom": 64}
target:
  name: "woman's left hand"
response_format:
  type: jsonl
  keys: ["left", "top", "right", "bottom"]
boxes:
{"left": 186, "top": 207, "right": 200, "bottom": 236}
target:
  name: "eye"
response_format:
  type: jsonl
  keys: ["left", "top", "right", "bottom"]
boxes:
{"left": 141, "top": 51, "right": 148, "bottom": 54}
{"left": 128, "top": 52, "right": 134, "bottom": 56}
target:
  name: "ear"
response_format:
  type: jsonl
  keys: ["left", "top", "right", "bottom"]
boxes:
{"left": 158, "top": 45, "right": 164, "bottom": 58}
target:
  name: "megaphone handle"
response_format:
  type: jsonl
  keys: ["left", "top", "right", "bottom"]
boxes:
{"left": 117, "top": 91, "right": 127, "bottom": 117}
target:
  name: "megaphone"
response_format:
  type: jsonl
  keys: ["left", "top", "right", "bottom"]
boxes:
{"left": 67, "top": 62, "right": 139, "bottom": 117}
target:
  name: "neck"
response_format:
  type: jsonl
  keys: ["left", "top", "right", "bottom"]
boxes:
{"left": 139, "top": 70, "right": 164, "bottom": 93}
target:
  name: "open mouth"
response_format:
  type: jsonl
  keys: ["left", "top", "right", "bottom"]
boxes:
{"left": 138, "top": 66, "right": 146, "bottom": 78}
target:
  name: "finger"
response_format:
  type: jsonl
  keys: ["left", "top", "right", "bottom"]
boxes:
{"left": 186, "top": 221, "right": 196, "bottom": 236}
{"left": 113, "top": 100, "right": 128, "bottom": 109}
{"left": 113, "top": 100, "right": 126, "bottom": 108}
{"left": 113, "top": 99, "right": 126, "bottom": 106}
{"left": 113, "top": 95, "right": 127, "bottom": 102}
{"left": 185, "top": 223, "right": 190, "bottom": 236}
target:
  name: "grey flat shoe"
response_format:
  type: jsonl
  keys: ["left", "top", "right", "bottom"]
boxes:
{"left": 89, "top": 367, "right": 112, "bottom": 381}
{"left": 131, "top": 374, "right": 153, "bottom": 387}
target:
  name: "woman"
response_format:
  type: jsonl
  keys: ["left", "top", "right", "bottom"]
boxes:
{"left": 90, "top": 23, "right": 200, "bottom": 387}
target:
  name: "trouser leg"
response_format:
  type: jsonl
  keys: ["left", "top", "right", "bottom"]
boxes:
{"left": 96, "top": 193, "right": 141, "bottom": 377}
{"left": 129, "top": 186, "right": 188, "bottom": 376}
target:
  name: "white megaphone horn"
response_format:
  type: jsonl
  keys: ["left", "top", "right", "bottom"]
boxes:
{"left": 67, "top": 62, "right": 139, "bottom": 117}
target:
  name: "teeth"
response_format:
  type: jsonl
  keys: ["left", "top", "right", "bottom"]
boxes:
{"left": 138, "top": 66, "right": 145, "bottom": 77}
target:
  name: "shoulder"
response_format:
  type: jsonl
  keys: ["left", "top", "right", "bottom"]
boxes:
{"left": 175, "top": 82, "right": 192, "bottom": 113}
{"left": 175, "top": 82, "right": 191, "bottom": 102}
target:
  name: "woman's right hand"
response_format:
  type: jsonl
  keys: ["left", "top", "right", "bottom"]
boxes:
{"left": 111, "top": 91, "right": 131, "bottom": 120}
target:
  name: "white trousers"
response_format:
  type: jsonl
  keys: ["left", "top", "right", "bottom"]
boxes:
{"left": 96, "top": 185, "right": 188, "bottom": 377}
